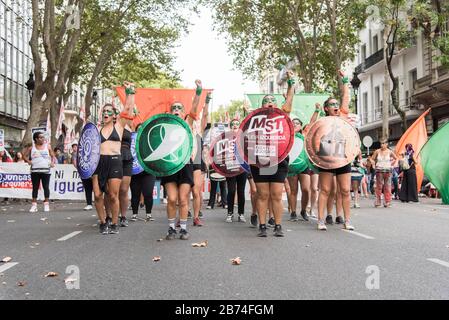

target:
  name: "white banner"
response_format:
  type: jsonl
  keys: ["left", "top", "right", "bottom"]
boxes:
{"left": 0, "top": 163, "right": 85, "bottom": 200}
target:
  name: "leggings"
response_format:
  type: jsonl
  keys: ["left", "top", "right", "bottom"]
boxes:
{"left": 130, "top": 172, "right": 155, "bottom": 215}
{"left": 226, "top": 172, "right": 248, "bottom": 215}
{"left": 208, "top": 179, "right": 227, "bottom": 208}
{"left": 81, "top": 178, "right": 93, "bottom": 206}
{"left": 31, "top": 173, "right": 51, "bottom": 199}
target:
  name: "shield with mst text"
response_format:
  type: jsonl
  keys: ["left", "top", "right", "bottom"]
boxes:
{"left": 136, "top": 114, "right": 193, "bottom": 177}
{"left": 209, "top": 131, "right": 245, "bottom": 178}
{"left": 236, "top": 108, "right": 294, "bottom": 168}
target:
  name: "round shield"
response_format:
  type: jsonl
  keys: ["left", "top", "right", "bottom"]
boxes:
{"left": 209, "top": 131, "right": 245, "bottom": 178}
{"left": 136, "top": 114, "right": 193, "bottom": 177}
{"left": 237, "top": 108, "right": 294, "bottom": 168}
{"left": 234, "top": 143, "right": 250, "bottom": 173}
{"left": 288, "top": 133, "right": 309, "bottom": 176}
{"left": 131, "top": 132, "right": 144, "bottom": 175}
{"left": 305, "top": 116, "right": 361, "bottom": 170}
{"left": 77, "top": 122, "right": 101, "bottom": 179}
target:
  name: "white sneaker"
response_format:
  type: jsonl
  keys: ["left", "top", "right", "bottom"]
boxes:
{"left": 146, "top": 214, "right": 154, "bottom": 221}
{"left": 238, "top": 215, "right": 246, "bottom": 223}
{"left": 343, "top": 222, "right": 355, "bottom": 231}
{"left": 226, "top": 215, "right": 233, "bottom": 223}
{"left": 83, "top": 205, "right": 93, "bottom": 211}
{"left": 29, "top": 203, "right": 38, "bottom": 213}
{"left": 354, "top": 203, "right": 360, "bottom": 208}
{"left": 130, "top": 214, "right": 138, "bottom": 221}
{"left": 309, "top": 211, "right": 317, "bottom": 218}
{"left": 206, "top": 205, "right": 212, "bottom": 210}
{"left": 317, "top": 221, "right": 327, "bottom": 231}
{"left": 44, "top": 202, "right": 50, "bottom": 212}
{"left": 162, "top": 199, "right": 168, "bottom": 204}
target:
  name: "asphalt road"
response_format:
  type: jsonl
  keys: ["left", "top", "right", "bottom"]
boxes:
{"left": 1, "top": 197, "right": 449, "bottom": 300}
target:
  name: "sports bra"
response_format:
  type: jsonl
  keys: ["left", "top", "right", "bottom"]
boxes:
{"left": 121, "top": 129, "right": 132, "bottom": 148}
{"left": 100, "top": 125, "right": 121, "bottom": 143}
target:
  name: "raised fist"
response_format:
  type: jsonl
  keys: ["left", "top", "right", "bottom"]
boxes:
{"left": 195, "top": 79, "right": 202, "bottom": 88}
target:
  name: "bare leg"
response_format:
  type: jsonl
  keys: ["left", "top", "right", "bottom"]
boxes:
{"left": 310, "top": 174, "right": 319, "bottom": 215}
{"left": 256, "top": 183, "right": 270, "bottom": 225}
{"left": 165, "top": 183, "right": 179, "bottom": 220}
{"left": 119, "top": 176, "right": 131, "bottom": 218}
{"left": 92, "top": 175, "right": 106, "bottom": 224}
{"left": 336, "top": 173, "right": 352, "bottom": 223}
{"left": 318, "top": 173, "right": 334, "bottom": 221}
{"left": 107, "top": 178, "right": 121, "bottom": 225}
{"left": 270, "top": 183, "right": 284, "bottom": 225}
{"left": 287, "top": 175, "right": 299, "bottom": 214}
{"left": 192, "top": 170, "right": 203, "bottom": 219}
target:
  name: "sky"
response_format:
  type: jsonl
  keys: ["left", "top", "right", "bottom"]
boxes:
{"left": 173, "top": 10, "right": 260, "bottom": 113}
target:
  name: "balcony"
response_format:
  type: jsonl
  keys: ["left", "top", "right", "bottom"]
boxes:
{"left": 355, "top": 49, "right": 384, "bottom": 74}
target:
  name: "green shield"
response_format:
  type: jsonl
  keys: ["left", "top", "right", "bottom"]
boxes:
{"left": 288, "top": 133, "right": 309, "bottom": 176}
{"left": 136, "top": 114, "right": 193, "bottom": 177}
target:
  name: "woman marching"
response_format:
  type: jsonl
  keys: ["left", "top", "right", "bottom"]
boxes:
{"left": 23, "top": 131, "right": 55, "bottom": 212}
{"left": 372, "top": 139, "right": 397, "bottom": 207}
{"left": 163, "top": 80, "right": 203, "bottom": 240}
{"left": 313, "top": 71, "right": 355, "bottom": 231}
{"left": 250, "top": 71, "right": 295, "bottom": 237}
{"left": 93, "top": 82, "right": 135, "bottom": 235}
{"left": 398, "top": 143, "right": 419, "bottom": 203}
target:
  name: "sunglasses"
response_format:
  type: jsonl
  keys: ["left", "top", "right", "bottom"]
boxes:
{"left": 327, "top": 102, "right": 340, "bottom": 108}
{"left": 171, "top": 104, "right": 184, "bottom": 112}
{"left": 231, "top": 121, "right": 240, "bottom": 127}
{"left": 293, "top": 120, "right": 301, "bottom": 126}
{"left": 262, "top": 97, "right": 276, "bottom": 105}
{"left": 103, "top": 110, "right": 114, "bottom": 116}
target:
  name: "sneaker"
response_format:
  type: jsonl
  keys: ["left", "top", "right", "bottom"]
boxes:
{"left": 238, "top": 215, "right": 246, "bottom": 223}
{"left": 130, "top": 214, "right": 138, "bottom": 221}
{"left": 374, "top": 202, "right": 381, "bottom": 208}
{"left": 273, "top": 225, "right": 284, "bottom": 237}
{"left": 146, "top": 214, "right": 154, "bottom": 221}
{"left": 162, "top": 198, "right": 168, "bottom": 204}
{"left": 206, "top": 205, "right": 212, "bottom": 210}
{"left": 257, "top": 225, "right": 267, "bottom": 237}
{"left": 187, "top": 211, "right": 192, "bottom": 219}
{"left": 289, "top": 212, "right": 298, "bottom": 221}
{"left": 44, "top": 202, "right": 50, "bottom": 212}
{"left": 179, "top": 229, "right": 190, "bottom": 240}
{"left": 343, "top": 222, "right": 355, "bottom": 231}
{"left": 83, "top": 205, "right": 93, "bottom": 211}
{"left": 309, "top": 211, "right": 317, "bottom": 218}
{"left": 176, "top": 219, "right": 181, "bottom": 228}
{"left": 335, "top": 216, "right": 345, "bottom": 224}
{"left": 267, "top": 217, "right": 275, "bottom": 228}
{"left": 384, "top": 203, "right": 391, "bottom": 208}
{"left": 106, "top": 216, "right": 112, "bottom": 227}
{"left": 250, "top": 214, "right": 258, "bottom": 227}
{"left": 99, "top": 223, "right": 109, "bottom": 235}
{"left": 139, "top": 203, "right": 144, "bottom": 209}
{"left": 224, "top": 205, "right": 228, "bottom": 209}
{"left": 109, "top": 224, "right": 119, "bottom": 234}
{"left": 199, "top": 211, "right": 203, "bottom": 218}
{"left": 193, "top": 217, "right": 203, "bottom": 226}
{"left": 166, "top": 227, "right": 177, "bottom": 240}
{"left": 300, "top": 210, "right": 309, "bottom": 221}
{"left": 354, "top": 203, "right": 361, "bottom": 208}
{"left": 29, "top": 203, "right": 38, "bottom": 213}
{"left": 325, "top": 215, "right": 333, "bottom": 225}
{"left": 226, "top": 215, "right": 233, "bottom": 223}
{"left": 317, "top": 220, "right": 327, "bottom": 231}
{"left": 119, "top": 217, "right": 129, "bottom": 227}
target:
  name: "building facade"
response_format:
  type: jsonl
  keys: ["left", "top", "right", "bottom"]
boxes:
{"left": 0, "top": 0, "right": 33, "bottom": 149}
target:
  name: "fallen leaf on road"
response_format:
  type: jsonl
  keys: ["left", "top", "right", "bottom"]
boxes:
{"left": 192, "top": 240, "right": 208, "bottom": 247}
{"left": 230, "top": 257, "right": 241, "bottom": 265}
{"left": 446, "top": 245, "right": 449, "bottom": 249}
{"left": 1, "top": 257, "right": 12, "bottom": 263}
{"left": 29, "top": 246, "right": 35, "bottom": 249}
{"left": 25, "top": 293, "right": 30, "bottom": 296}
{"left": 76, "top": 224, "right": 83, "bottom": 226}
{"left": 305, "top": 244, "right": 311, "bottom": 248}
{"left": 157, "top": 239, "right": 163, "bottom": 242}
{"left": 17, "top": 281, "right": 26, "bottom": 287}
{"left": 35, "top": 243, "right": 40, "bottom": 246}
{"left": 66, "top": 217, "right": 72, "bottom": 220}
{"left": 44, "top": 272, "right": 59, "bottom": 278}
{"left": 91, "top": 215, "right": 96, "bottom": 217}
{"left": 2, "top": 282, "right": 6, "bottom": 285}
{"left": 152, "top": 256, "right": 161, "bottom": 262}
{"left": 40, "top": 218, "right": 48, "bottom": 222}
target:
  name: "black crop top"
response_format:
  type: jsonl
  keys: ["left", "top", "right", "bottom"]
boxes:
{"left": 121, "top": 129, "right": 132, "bottom": 148}
{"left": 100, "top": 125, "right": 121, "bottom": 143}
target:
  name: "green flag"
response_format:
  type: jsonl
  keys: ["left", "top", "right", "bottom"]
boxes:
{"left": 246, "top": 93, "right": 329, "bottom": 125}
{"left": 420, "top": 121, "right": 449, "bottom": 204}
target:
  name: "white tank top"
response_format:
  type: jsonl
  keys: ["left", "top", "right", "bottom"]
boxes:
{"left": 376, "top": 151, "right": 392, "bottom": 171}
{"left": 31, "top": 144, "right": 51, "bottom": 173}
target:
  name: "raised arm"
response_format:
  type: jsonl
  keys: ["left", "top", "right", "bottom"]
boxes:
{"left": 118, "top": 81, "right": 136, "bottom": 128}
{"left": 309, "top": 103, "right": 324, "bottom": 126}
{"left": 242, "top": 100, "right": 252, "bottom": 117}
{"left": 187, "top": 80, "right": 202, "bottom": 127}
{"left": 281, "top": 70, "right": 295, "bottom": 114}
{"left": 339, "top": 70, "right": 350, "bottom": 115}
{"left": 201, "top": 92, "right": 212, "bottom": 132}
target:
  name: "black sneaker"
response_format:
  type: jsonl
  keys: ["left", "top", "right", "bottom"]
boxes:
{"left": 109, "top": 224, "right": 119, "bottom": 234}
{"left": 257, "top": 225, "right": 267, "bottom": 237}
{"left": 179, "top": 229, "right": 190, "bottom": 240}
{"left": 250, "top": 214, "right": 258, "bottom": 227}
{"left": 273, "top": 225, "right": 284, "bottom": 237}
{"left": 335, "top": 216, "right": 345, "bottom": 224}
{"left": 166, "top": 227, "right": 177, "bottom": 240}
{"left": 199, "top": 211, "right": 203, "bottom": 218}
{"left": 300, "top": 210, "right": 309, "bottom": 221}
{"left": 267, "top": 217, "right": 275, "bottom": 228}
{"left": 187, "top": 211, "right": 192, "bottom": 219}
{"left": 289, "top": 212, "right": 298, "bottom": 221}
{"left": 105, "top": 216, "right": 112, "bottom": 227}
{"left": 99, "top": 223, "right": 108, "bottom": 235}
{"left": 119, "top": 217, "right": 129, "bottom": 227}
{"left": 325, "top": 215, "right": 334, "bottom": 225}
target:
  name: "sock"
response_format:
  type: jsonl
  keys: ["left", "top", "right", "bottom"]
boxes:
{"left": 168, "top": 218, "right": 175, "bottom": 230}
{"left": 180, "top": 219, "right": 187, "bottom": 230}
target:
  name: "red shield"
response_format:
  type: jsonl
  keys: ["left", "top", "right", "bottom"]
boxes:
{"left": 237, "top": 108, "right": 294, "bottom": 168}
{"left": 209, "top": 131, "right": 245, "bottom": 178}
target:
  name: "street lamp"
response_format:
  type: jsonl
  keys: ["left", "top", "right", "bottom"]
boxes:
{"left": 25, "top": 71, "right": 35, "bottom": 112}
{"left": 92, "top": 89, "right": 98, "bottom": 123}
{"left": 350, "top": 72, "right": 361, "bottom": 114}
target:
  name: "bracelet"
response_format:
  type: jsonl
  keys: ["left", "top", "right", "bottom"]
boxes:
{"left": 120, "top": 112, "right": 134, "bottom": 120}
{"left": 125, "top": 87, "right": 136, "bottom": 95}
{"left": 287, "top": 78, "right": 296, "bottom": 87}
{"left": 315, "top": 108, "right": 321, "bottom": 113}
{"left": 342, "top": 76, "right": 349, "bottom": 85}
{"left": 206, "top": 95, "right": 211, "bottom": 104}
{"left": 196, "top": 86, "right": 203, "bottom": 96}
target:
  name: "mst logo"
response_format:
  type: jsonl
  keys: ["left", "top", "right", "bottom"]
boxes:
{"left": 247, "top": 115, "right": 284, "bottom": 134}
{"left": 216, "top": 138, "right": 236, "bottom": 155}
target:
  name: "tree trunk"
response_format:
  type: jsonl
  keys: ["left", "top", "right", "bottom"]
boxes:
{"left": 21, "top": 98, "right": 44, "bottom": 147}
{"left": 382, "top": 26, "right": 391, "bottom": 140}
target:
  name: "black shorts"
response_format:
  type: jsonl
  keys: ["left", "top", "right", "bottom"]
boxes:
{"left": 123, "top": 159, "right": 133, "bottom": 177}
{"left": 161, "top": 163, "right": 194, "bottom": 187}
{"left": 250, "top": 158, "right": 289, "bottom": 184}
{"left": 319, "top": 163, "right": 351, "bottom": 176}
{"left": 94, "top": 155, "right": 123, "bottom": 192}
{"left": 193, "top": 161, "right": 206, "bottom": 173}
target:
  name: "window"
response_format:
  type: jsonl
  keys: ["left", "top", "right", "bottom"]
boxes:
{"left": 409, "top": 69, "right": 417, "bottom": 92}
{"left": 363, "top": 92, "right": 368, "bottom": 124}
{"left": 373, "top": 35, "right": 379, "bottom": 53}
{"left": 361, "top": 44, "right": 367, "bottom": 61}
{"left": 0, "top": 76, "right": 4, "bottom": 113}
{"left": 0, "top": 5, "right": 5, "bottom": 39}
{"left": 375, "top": 86, "right": 381, "bottom": 120}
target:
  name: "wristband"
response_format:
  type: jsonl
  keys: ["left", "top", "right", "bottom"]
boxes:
{"left": 120, "top": 112, "right": 134, "bottom": 120}
{"left": 125, "top": 87, "right": 136, "bottom": 95}
{"left": 342, "top": 76, "right": 349, "bottom": 85}
{"left": 196, "top": 86, "right": 203, "bottom": 96}
{"left": 189, "top": 111, "right": 199, "bottom": 120}
{"left": 315, "top": 108, "right": 321, "bottom": 113}
{"left": 287, "top": 78, "right": 296, "bottom": 87}
{"left": 206, "top": 95, "right": 211, "bottom": 104}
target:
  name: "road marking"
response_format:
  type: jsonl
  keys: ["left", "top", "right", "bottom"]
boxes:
{"left": 342, "top": 230, "right": 375, "bottom": 240}
{"left": 427, "top": 258, "right": 449, "bottom": 268}
{"left": 0, "top": 262, "right": 19, "bottom": 273}
{"left": 57, "top": 231, "right": 82, "bottom": 241}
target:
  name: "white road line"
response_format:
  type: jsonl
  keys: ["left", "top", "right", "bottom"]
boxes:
{"left": 342, "top": 229, "right": 375, "bottom": 240}
{"left": 427, "top": 258, "right": 449, "bottom": 268}
{"left": 0, "top": 262, "right": 19, "bottom": 273}
{"left": 57, "top": 231, "right": 83, "bottom": 241}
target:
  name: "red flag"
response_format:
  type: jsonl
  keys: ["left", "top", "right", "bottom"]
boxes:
{"left": 395, "top": 109, "right": 431, "bottom": 192}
